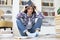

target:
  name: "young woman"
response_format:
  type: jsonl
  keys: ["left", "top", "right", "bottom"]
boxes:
{"left": 16, "top": 5, "right": 44, "bottom": 37}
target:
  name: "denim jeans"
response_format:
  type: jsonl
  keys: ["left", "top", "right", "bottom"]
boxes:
{"left": 16, "top": 18, "right": 42, "bottom": 36}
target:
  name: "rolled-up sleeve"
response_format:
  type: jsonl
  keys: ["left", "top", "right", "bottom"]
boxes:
{"left": 36, "top": 12, "right": 44, "bottom": 19}
{"left": 17, "top": 13, "right": 23, "bottom": 19}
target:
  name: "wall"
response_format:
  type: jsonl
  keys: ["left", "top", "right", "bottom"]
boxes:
{"left": 32, "top": 0, "right": 41, "bottom": 12}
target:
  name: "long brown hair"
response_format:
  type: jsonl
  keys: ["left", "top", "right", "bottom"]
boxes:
{"left": 24, "top": 5, "right": 36, "bottom": 15}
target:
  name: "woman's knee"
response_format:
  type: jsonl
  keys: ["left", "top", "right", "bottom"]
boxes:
{"left": 16, "top": 19, "right": 21, "bottom": 23}
{"left": 38, "top": 18, "right": 42, "bottom": 23}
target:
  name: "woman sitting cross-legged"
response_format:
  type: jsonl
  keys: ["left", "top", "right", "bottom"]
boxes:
{"left": 16, "top": 5, "right": 44, "bottom": 37}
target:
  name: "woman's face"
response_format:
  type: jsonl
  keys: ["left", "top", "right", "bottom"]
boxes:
{"left": 27, "top": 7, "right": 33, "bottom": 14}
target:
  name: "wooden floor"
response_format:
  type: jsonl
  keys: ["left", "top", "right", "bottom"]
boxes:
{"left": 0, "top": 34, "right": 60, "bottom": 40}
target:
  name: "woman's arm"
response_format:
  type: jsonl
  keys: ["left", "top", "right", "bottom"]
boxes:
{"left": 17, "top": 12, "right": 23, "bottom": 19}
{"left": 36, "top": 12, "right": 44, "bottom": 19}
{"left": 17, "top": 12, "right": 25, "bottom": 24}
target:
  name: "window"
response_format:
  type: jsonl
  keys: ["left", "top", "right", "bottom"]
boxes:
{"left": 0, "top": 0, "right": 13, "bottom": 5}
{"left": 0, "top": 0, "right": 4, "bottom": 5}
{"left": 5, "top": 0, "right": 7, "bottom": 5}
{"left": 52, "top": 12, "right": 55, "bottom": 16}
{"left": 42, "top": 2, "right": 49, "bottom": 6}
{"left": 0, "top": 0, "right": 2, "bottom": 4}
{"left": 43, "top": 12, "right": 48, "bottom": 16}
{"left": 50, "top": 3, "right": 53, "bottom": 6}
{"left": 0, "top": 0, "right": 1, "bottom": 4}
{"left": 11, "top": 0, "right": 13, "bottom": 5}
{"left": 1, "top": 1, "right": 4, "bottom": 5}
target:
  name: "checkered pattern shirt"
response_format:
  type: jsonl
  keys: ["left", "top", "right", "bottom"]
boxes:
{"left": 17, "top": 12, "right": 44, "bottom": 29}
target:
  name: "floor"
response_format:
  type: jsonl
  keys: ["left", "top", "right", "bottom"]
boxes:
{"left": 0, "top": 34, "right": 60, "bottom": 40}
{"left": 0, "top": 26, "right": 60, "bottom": 40}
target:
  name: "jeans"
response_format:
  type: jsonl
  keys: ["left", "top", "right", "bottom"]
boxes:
{"left": 16, "top": 18, "right": 42, "bottom": 36}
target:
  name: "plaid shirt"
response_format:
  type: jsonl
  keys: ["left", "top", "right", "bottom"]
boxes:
{"left": 17, "top": 12, "right": 44, "bottom": 29}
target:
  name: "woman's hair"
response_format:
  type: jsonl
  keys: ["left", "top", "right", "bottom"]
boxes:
{"left": 24, "top": 5, "right": 36, "bottom": 15}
